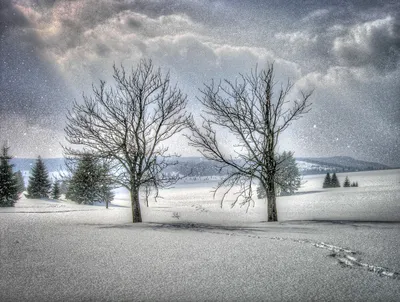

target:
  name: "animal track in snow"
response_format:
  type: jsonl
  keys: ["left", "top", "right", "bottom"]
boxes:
{"left": 154, "top": 223, "right": 399, "bottom": 281}
{"left": 270, "top": 237, "right": 399, "bottom": 280}
{"left": 192, "top": 205, "right": 209, "bottom": 213}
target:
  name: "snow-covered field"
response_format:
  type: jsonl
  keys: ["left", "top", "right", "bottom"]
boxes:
{"left": 1, "top": 169, "right": 399, "bottom": 301}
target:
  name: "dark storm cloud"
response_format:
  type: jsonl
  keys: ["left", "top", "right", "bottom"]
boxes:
{"left": 126, "top": 17, "right": 142, "bottom": 29}
{"left": 0, "top": 33, "right": 73, "bottom": 124}
{"left": 0, "top": 0, "right": 72, "bottom": 121}
{"left": 1, "top": 0, "right": 399, "bottom": 165}
{"left": 94, "top": 43, "right": 112, "bottom": 57}
{"left": 272, "top": 1, "right": 400, "bottom": 72}
{"left": 0, "top": 0, "right": 28, "bottom": 35}
{"left": 0, "top": 0, "right": 76, "bottom": 157}
{"left": 333, "top": 16, "right": 400, "bottom": 72}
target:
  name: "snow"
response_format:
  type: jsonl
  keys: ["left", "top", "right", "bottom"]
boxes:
{"left": 1, "top": 169, "right": 399, "bottom": 301}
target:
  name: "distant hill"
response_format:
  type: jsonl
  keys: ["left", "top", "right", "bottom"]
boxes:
{"left": 10, "top": 156, "right": 391, "bottom": 177}
{"left": 296, "top": 156, "right": 391, "bottom": 175}
{"left": 10, "top": 158, "right": 65, "bottom": 173}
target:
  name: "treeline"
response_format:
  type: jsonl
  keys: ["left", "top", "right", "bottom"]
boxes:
{"left": 322, "top": 173, "right": 359, "bottom": 188}
{"left": 1, "top": 146, "right": 303, "bottom": 208}
{"left": 0, "top": 146, "right": 114, "bottom": 207}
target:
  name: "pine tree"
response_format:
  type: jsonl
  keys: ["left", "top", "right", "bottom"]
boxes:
{"left": 322, "top": 173, "right": 331, "bottom": 188}
{"left": 66, "top": 154, "right": 97, "bottom": 204}
{"left": 257, "top": 151, "right": 301, "bottom": 198}
{"left": 59, "top": 180, "right": 68, "bottom": 195}
{"left": 97, "top": 161, "right": 114, "bottom": 208}
{"left": 26, "top": 156, "right": 51, "bottom": 198}
{"left": 275, "top": 151, "right": 302, "bottom": 196}
{"left": 343, "top": 176, "right": 351, "bottom": 187}
{"left": 0, "top": 146, "right": 19, "bottom": 207}
{"left": 66, "top": 154, "right": 114, "bottom": 205}
{"left": 51, "top": 181, "right": 61, "bottom": 200}
{"left": 14, "top": 170, "right": 25, "bottom": 194}
{"left": 330, "top": 173, "right": 341, "bottom": 188}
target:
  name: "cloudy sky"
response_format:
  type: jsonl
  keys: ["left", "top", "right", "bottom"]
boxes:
{"left": 1, "top": 0, "right": 399, "bottom": 166}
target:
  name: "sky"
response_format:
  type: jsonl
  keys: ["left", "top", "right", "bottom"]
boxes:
{"left": 0, "top": 0, "right": 399, "bottom": 166}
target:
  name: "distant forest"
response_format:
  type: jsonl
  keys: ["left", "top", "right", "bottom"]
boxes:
{"left": 11, "top": 156, "right": 391, "bottom": 178}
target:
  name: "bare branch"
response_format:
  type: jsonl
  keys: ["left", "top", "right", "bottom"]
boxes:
{"left": 64, "top": 59, "right": 189, "bottom": 223}
{"left": 186, "top": 64, "right": 312, "bottom": 221}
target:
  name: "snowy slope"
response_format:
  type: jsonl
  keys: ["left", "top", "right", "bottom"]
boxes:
{"left": 1, "top": 169, "right": 399, "bottom": 301}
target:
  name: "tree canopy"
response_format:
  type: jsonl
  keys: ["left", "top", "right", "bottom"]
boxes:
{"left": 65, "top": 59, "right": 190, "bottom": 222}
{"left": 187, "top": 64, "right": 312, "bottom": 221}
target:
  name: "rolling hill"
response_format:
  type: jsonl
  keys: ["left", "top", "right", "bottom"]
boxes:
{"left": 296, "top": 156, "right": 391, "bottom": 175}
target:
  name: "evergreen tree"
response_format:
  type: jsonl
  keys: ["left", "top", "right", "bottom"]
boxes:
{"left": 66, "top": 154, "right": 114, "bottom": 205}
{"left": 51, "top": 181, "right": 61, "bottom": 199}
{"left": 275, "top": 151, "right": 302, "bottom": 196}
{"left": 330, "top": 173, "right": 341, "bottom": 188}
{"left": 0, "top": 146, "right": 19, "bottom": 207}
{"left": 343, "top": 176, "right": 351, "bottom": 187}
{"left": 26, "top": 156, "right": 51, "bottom": 198}
{"left": 322, "top": 173, "right": 331, "bottom": 188}
{"left": 14, "top": 170, "right": 25, "bottom": 193}
{"left": 97, "top": 161, "right": 114, "bottom": 208}
{"left": 257, "top": 151, "right": 301, "bottom": 197}
{"left": 59, "top": 180, "right": 68, "bottom": 195}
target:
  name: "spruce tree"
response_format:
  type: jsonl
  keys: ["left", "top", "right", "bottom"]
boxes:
{"left": 59, "top": 180, "right": 68, "bottom": 195}
{"left": 97, "top": 161, "right": 114, "bottom": 208}
{"left": 330, "top": 173, "right": 341, "bottom": 188}
{"left": 343, "top": 176, "right": 351, "bottom": 187}
{"left": 66, "top": 154, "right": 114, "bottom": 205}
{"left": 14, "top": 170, "right": 25, "bottom": 194}
{"left": 275, "top": 151, "right": 302, "bottom": 196}
{"left": 257, "top": 151, "right": 301, "bottom": 197}
{"left": 0, "top": 146, "right": 19, "bottom": 207}
{"left": 322, "top": 173, "right": 331, "bottom": 188}
{"left": 26, "top": 156, "right": 51, "bottom": 198}
{"left": 51, "top": 181, "right": 61, "bottom": 200}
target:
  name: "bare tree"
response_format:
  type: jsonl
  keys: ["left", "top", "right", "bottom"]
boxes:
{"left": 186, "top": 64, "right": 312, "bottom": 221}
{"left": 65, "top": 59, "right": 190, "bottom": 222}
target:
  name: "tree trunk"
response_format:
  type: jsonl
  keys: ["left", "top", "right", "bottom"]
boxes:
{"left": 266, "top": 181, "right": 278, "bottom": 222}
{"left": 131, "top": 188, "right": 142, "bottom": 223}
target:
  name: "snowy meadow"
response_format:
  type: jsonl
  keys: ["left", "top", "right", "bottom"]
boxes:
{"left": 1, "top": 169, "right": 400, "bottom": 301}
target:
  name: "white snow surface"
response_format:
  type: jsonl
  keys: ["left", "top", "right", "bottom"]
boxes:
{"left": 1, "top": 169, "right": 400, "bottom": 301}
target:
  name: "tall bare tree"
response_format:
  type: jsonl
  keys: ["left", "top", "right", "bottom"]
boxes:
{"left": 65, "top": 59, "right": 189, "bottom": 222}
{"left": 186, "top": 65, "right": 312, "bottom": 221}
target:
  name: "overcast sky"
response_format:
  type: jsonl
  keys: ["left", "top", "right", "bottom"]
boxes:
{"left": 1, "top": 0, "right": 399, "bottom": 166}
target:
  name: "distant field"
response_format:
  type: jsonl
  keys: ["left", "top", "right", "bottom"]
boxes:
{"left": 108, "top": 169, "right": 400, "bottom": 223}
